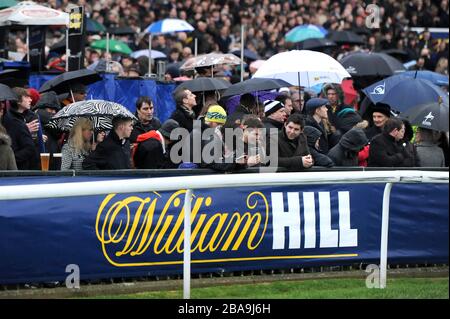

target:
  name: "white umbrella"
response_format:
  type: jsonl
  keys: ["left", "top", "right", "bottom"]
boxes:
{"left": 0, "top": 1, "right": 69, "bottom": 26}
{"left": 0, "top": 1, "right": 69, "bottom": 62}
{"left": 130, "top": 49, "right": 167, "bottom": 59}
{"left": 253, "top": 50, "right": 351, "bottom": 88}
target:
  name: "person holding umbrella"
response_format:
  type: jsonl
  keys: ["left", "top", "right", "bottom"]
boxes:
{"left": 82, "top": 116, "right": 134, "bottom": 170}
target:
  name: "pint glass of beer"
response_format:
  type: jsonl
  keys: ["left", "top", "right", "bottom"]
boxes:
{"left": 40, "top": 153, "right": 50, "bottom": 171}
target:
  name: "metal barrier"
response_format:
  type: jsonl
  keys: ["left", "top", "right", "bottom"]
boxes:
{"left": 0, "top": 170, "right": 448, "bottom": 298}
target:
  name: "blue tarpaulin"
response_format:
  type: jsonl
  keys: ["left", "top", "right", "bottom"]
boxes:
{"left": 29, "top": 73, "right": 177, "bottom": 122}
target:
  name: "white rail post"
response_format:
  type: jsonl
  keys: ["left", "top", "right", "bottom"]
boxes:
{"left": 380, "top": 182, "right": 393, "bottom": 289}
{"left": 183, "top": 188, "right": 193, "bottom": 299}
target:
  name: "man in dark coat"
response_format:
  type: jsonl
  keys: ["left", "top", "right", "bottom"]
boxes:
{"left": 305, "top": 98, "right": 330, "bottom": 154}
{"left": 83, "top": 116, "right": 133, "bottom": 170}
{"left": 225, "top": 93, "right": 257, "bottom": 128}
{"left": 170, "top": 88, "right": 197, "bottom": 132}
{"left": 364, "top": 102, "right": 391, "bottom": 141}
{"left": 133, "top": 119, "right": 180, "bottom": 169}
{"left": 33, "top": 91, "right": 62, "bottom": 170}
{"left": 130, "top": 96, "right": 161, "bottom": 143}
{"left": 368, "top": 118, "right": 415, "bottom": 167}
{"left": 303, "top": 126, "right": 334, "bottom": 167}
{"left": 262, "top": 99, "right": 287, "bottom": 132}
{"left": 2, "top": 95, "right": 39, "bottom": 170}
{"left": 327, "top": 128, "right": 368, "bottom": 166}
{"left": 275, "top": 113, "right": 313, "bottom": 171}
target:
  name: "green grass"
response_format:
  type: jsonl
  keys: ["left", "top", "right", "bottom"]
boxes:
{"left": 90, "top": 277, "right": 449, "bottom": 299}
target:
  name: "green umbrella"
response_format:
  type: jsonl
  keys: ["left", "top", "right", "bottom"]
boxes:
{"left": 90, "top": 39, "right": 132, "bottom": 55}
{"left": 0, "top": 0, "right": 18, "bottom": 9}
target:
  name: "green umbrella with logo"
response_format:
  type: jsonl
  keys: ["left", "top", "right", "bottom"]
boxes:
{"left": 0, "top": 0, "right": 18, "bottom": 9}
{"left": 90, "top": 39, "right": 132, "bottom": 55}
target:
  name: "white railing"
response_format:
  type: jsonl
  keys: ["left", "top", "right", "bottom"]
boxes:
{"left": 0, "top": 170, "right": 448, "bottom": 297}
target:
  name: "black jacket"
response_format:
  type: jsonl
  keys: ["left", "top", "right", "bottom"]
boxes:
{"left": 364, "top": 125, "right": 382, "bottom": 141}
{"left": 129, "top": 117, "right": 161, "bottom": 143}
{"left": 83, "top": 130, "right": 131, "bottom": 170}
{"left": 327, "top": 128, "right": 368, "bottom": 167}
{"left": 275, "top": 128, "right": 310, "bottom": 171}
{"left": 368, "top": 132, "right": 416, "bottom": 167}
{"left": 224, "top": 104, "right": 252, "bottom": 128}
{"left": 263, "top": 117, "right": 284, "bottom": 132}
{"left": 305, "top": 115, "right": 329, "bottom": 153}
{"left": 304, "top": 126, "right": 334, "bottom": 167}
{"left": 134, "top": 132, "right": 175, "bottom": 169}
{"left": 36, "top": 108, "right": 62, "bottom": 170}
{"left": 170, "top": 105, "right": 195, "bottom": 132}
{"left": 2, "top": 109, "right": 39, "bottom": 170}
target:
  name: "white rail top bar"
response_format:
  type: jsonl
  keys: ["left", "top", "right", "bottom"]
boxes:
{"left": 0, "top": 170, "right": 448, "bottom": 201}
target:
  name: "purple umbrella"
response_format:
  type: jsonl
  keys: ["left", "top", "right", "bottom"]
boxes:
{"left": 224, "top": 91, "right": 281, "bottom": 114}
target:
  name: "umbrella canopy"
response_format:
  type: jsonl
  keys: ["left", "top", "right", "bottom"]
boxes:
{"left": 402, "top": 99, "right": 449, "bottom": 132}
{"left": 0, "top": 83, "right": 18, "bottom": 101}
{"left": 326, "top": 30, "right": 365, "bottom": 45}
{"left": 253, "top": 50, "right": 350, "bottom": 88}
{"left": 0, "top": 0, "right": 18, "bottom": 9}
{"left": 180, "top": 53, "right": 242, "bottom": 70}
{"left": 145, "top": 18, "right": 194, "bottom": 34}
{"left": 130, "top": 49, "right": 167, "bottom": 59}
{"left": 230, "top": 49, "right": 261, "bottom": 61}
{"left": 362, "top": 75, "right": 449, "bottom": 113}
{"left": 222, "top": 78, "right": 292, "bottom": 98}
{"left": 86, "top": 17, "right": 106, "bottom": 34}
{"left": 297, "top": 38, "right": 337, "bottom": 51}
{"left": 107, "top": 26, "right": 135, "bottom": 35}
{"left": 381, "top": 49, "right": 410, "bottom": 63}
{"left": 340, "top": 52, "right": 405, "bottom": 77}
{"left": 90, "top": 39, "right": 132, "bottom": 55}
{"left": 0, "top": 68, "right": 28, "bottom": 87}
{"left": 48, "top": 100, "right": 136, "bottom": 132}
{"left": 402, "top": 70, "right": 449, "bottom": 87}
{"left": 249, "top": 60, "right": 265, "bottom": 73}
{"left": 39, "top": 69, "right": 102, "bottom": 94}
{"left": 285, "top": 24, "right": 327, "bottom": 43}
{"left": 0, "top": 1, "right": 69, "bottom": 26}
{"left": 176, "top": 77, "right": 230, "bottom": 93}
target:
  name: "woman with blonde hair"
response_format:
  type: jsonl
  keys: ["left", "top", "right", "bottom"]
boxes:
{"left": 61, "top": 118, "right": 99, "bottom": 170}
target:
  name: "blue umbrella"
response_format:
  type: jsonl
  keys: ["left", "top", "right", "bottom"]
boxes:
{"left": 145, "top": 18, "right": 194, "bottom": 34}
{"left": 363, "top": 75, "right": 449, "bottom": 113}
{"left": 230, "top": 49, "right": 261, "bottom": 61}
{"left": 285, "top": 25, "right": 327, "bottom": 43}
{"left": 402, "top": 71, "right": 449, "bottom": 87}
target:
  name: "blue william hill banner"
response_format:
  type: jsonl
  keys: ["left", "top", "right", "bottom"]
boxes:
{"left": 0, "top": 176, "right": 448, "bottom": 284}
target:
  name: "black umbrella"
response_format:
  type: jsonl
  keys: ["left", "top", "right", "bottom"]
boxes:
{"left": 222, "top": 78, "right": 292, "bottom": 98}
{"left": 231, "top": 49, "right": 261, "bottom": 61}
{"left": 401, "top": 99, "right": 449, "bottom": 132}
{"left": 340, "top": 52, "right": 405, "bottom": 77}
{"left": 176, "top": 77, "right": 231, "bottom": 93}
{"left": 297, "top": 38, "right": 337, "bottom": 51}
{"left": 381, "top": 49, "right": 410, "bottom": 63}
{"left": 107, "top": 26, "right": 136, "bottom": 35}
{"left": 0, "top": 69, "right": 28, "bottom": 88}
{"left": 39, "top": 69, "right": 102, "bottom": 94}
{"left": 327, "top": 30, "right": 365, "bottom": 45}
{"left": 0, "top": 83, "right": 18, "bottom": 101}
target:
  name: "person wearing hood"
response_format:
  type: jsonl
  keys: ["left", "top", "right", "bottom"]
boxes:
{"left": 225, "top": 93, "right": 258, "bottom": 128}
{"left": 327, "top": 128, "right": 368, "bottom": 166}
{"left": 130, "top": 96, "right": 161, "bottom": 143}
{"left": 321, "top": 83, "right": 347, "bottom": 130}
{"left": 303, "top": 126, "right": 334, "bottom": 168}
{"left": 33, "top": 91, "right": 62, "bottom": 170}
